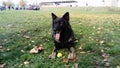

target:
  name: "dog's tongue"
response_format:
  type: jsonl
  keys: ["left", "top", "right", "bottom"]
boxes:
{"left": 55, "top": 33, "right": 60, "bottom": 40}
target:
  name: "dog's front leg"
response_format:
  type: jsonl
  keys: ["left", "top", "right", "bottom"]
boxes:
{"left": 68, "top": 47, "right": 76, "bottom": 61}
{"left": 49, "top": 46, "right": 57, "bottom": 59}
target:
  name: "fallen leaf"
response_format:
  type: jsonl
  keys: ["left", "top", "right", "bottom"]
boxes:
{"left": 75, "top": 40, "right": 78, "bottom": 42}
{"left": 65, "top": 64, "right": 69, "bottom": 68}
{"left": 45, "top": 39, "right": 50, "bottom": 42}
{"left": 30, "top": 44, "right": 44, "bottom": 54}
{"left": 89, "top": 36, "right": 91, "bottom": 39}
{"left": 92, "top": 33, "right": 95, "bottom": 35}
{"left": 21, "top": 50, "right": 25, "bottom": 53}
{"left": 104, "top": 55, "right": 110, "bottom": 59}
{"left": 80, "top": 51, "right": 86, "bottom": 54}
{"left": 117, "top": 66, "right": 120, "bottom": 68}
{"left": 8, "top": 24, "right": 13, "bottom": 28}
{"left": 48, "top": 32, "right": 51, "bottom": 35}
{"left": 87, "top": 51, "right": 93, "bottom": 54}
{"left": 19, "top": 64, "right": 23, "bottom": 68}
{"left": 99, "top": 40, "right": 104, "bottom": 45}
{"left": 6, "top": 48, "right": 10, "bottom": 51}
{"left": 97, "top": 31, "right": 101, "bottom": 34}
{"left": 0, "top": 46, "right": 2, "bottom": 49}
{"left": 94, "top": 61, "right": 100, "bottom": 66}
{"left": 3, "top": 39, "right": 7, "bottom": 42}
{"left": 102, "top": 54, "right": 110, "bottom": 59}
{"left": 30, "top": 48, "right": 38, "bottom": 53}
{"left": 103, "top": 59, "right": 108, "bottom": 62}
{"left": 105, "top": 62, "right": 110, "bottom": 67}
{"left": 31, "top": 40, "right": 35, "bottom": 43}
{"left": 74, "top": 63, "right": 78, "bottom": 68}
{"left": 93, "top": 26, "right": 96, "bottom": 29}
{"left": 97, "top": 27, "right": 102, "bottom": 30}
{"left": 24, "top": 61, "right": 29, "bottom": 65}
{"left": 91, "top": 38, "right": 94, "bottom": 41}
{"left": 105, "top": 47, "right": 110, "bottom": 50}
{"left": 101, "top": 49, "right": 104, "bottom": 53}
{"left": 20, "top": 29, "right": 26, "bottom": 33}
{"left": 23, "top": 35, "right": 30, "bottom": 39}
{"left": 63, "top": 58, "right": 69, "bottom": 63}
{"left": 78, "top": 22, "right": 82, "bottom": 25}
{"left": 79, "top": 46, "right": 82, "bottom": 50}
{"left": 0, "top": 64, "right": 5, "bottom": 68}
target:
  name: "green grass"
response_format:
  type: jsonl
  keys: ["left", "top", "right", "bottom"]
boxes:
{"left": 0, "top": 7, "right": 120, "bottom": 68}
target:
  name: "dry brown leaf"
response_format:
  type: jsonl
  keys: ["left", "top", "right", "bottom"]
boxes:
{"left": 63, "top": 58, "right": 69, "bottom": 63}
{"left": 102, "top": 54, "right": 110, "bottom": 59}
{"left": 30, "top": 44, "right": 44, "bottom": 54}
{"left": 29, "top": 48, "right": 38, "bottom": 53}
{"left": 104, "top": 55, "right": 110, "bottom": 59}
{"left": 0, "top": 64, "right": 5, "bottom": 68}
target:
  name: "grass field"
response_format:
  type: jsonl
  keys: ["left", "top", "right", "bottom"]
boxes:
{"left": 0, "top": 7, "right": 120, "bottom": 68}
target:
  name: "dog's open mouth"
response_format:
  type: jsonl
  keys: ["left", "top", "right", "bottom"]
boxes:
{"left": 55, "top": 33, "right": 60, "bottom": 40}
{"left": 54, "top": 32, "right": 60, "bottom": 42}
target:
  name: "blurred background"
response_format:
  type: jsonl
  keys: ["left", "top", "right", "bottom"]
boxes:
{"left": 0, "top": 0, "right": 120, "bottom": 11}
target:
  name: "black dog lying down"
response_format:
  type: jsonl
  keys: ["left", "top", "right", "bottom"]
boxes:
{"left": 49, "top": 12, "right": 76, "bottom": 60}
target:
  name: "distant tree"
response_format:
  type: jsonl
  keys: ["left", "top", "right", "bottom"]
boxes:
{"left": 19, "top": 0, "right": 26, "bottom": 10}
{"left": 1, "top": 1, "right": 6, "bottom": 10}
{"left": 2, "top": 1, "right": 6, "bottom": 7}
{"left": 11, "top": 3, "right": 15, "bottom": 9}
{"left": 5, "top": 1, "right": 12, "bottom": 10}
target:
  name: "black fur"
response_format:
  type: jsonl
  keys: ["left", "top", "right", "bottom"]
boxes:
{"left": 52, "top": 12, "right": 75, "bottom": 49}
{"left": 49, "top": 12, "right": 76, "bottom": 59}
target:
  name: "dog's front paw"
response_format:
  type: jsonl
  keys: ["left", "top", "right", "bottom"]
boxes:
{"left": 68, "top": 53, "right": 76, "bottom": 62}
{"left": 49, "top": 52, "right": 56, "bottom": 59}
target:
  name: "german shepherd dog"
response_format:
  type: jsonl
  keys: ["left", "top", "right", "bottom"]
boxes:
{"left": 49, "top": 12, "right": 76, "bottom": 60}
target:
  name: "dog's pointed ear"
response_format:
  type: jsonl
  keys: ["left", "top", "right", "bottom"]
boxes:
{"left": 51, "top": 13, "right": 57, "bottom": 20}
{"left": 62, "top": 12, "right": 69, "bottom": 21}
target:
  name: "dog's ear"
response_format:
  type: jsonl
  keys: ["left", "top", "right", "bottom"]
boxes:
{"left": 51, "top": 13, "right": 57, "bottom": 20}
{"left": 62, "top": 12, "right": 69, "bottom": 21}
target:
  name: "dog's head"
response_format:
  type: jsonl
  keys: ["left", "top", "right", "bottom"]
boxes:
{"left": 51, "top": 12, "right": 70, "bottom": 42}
